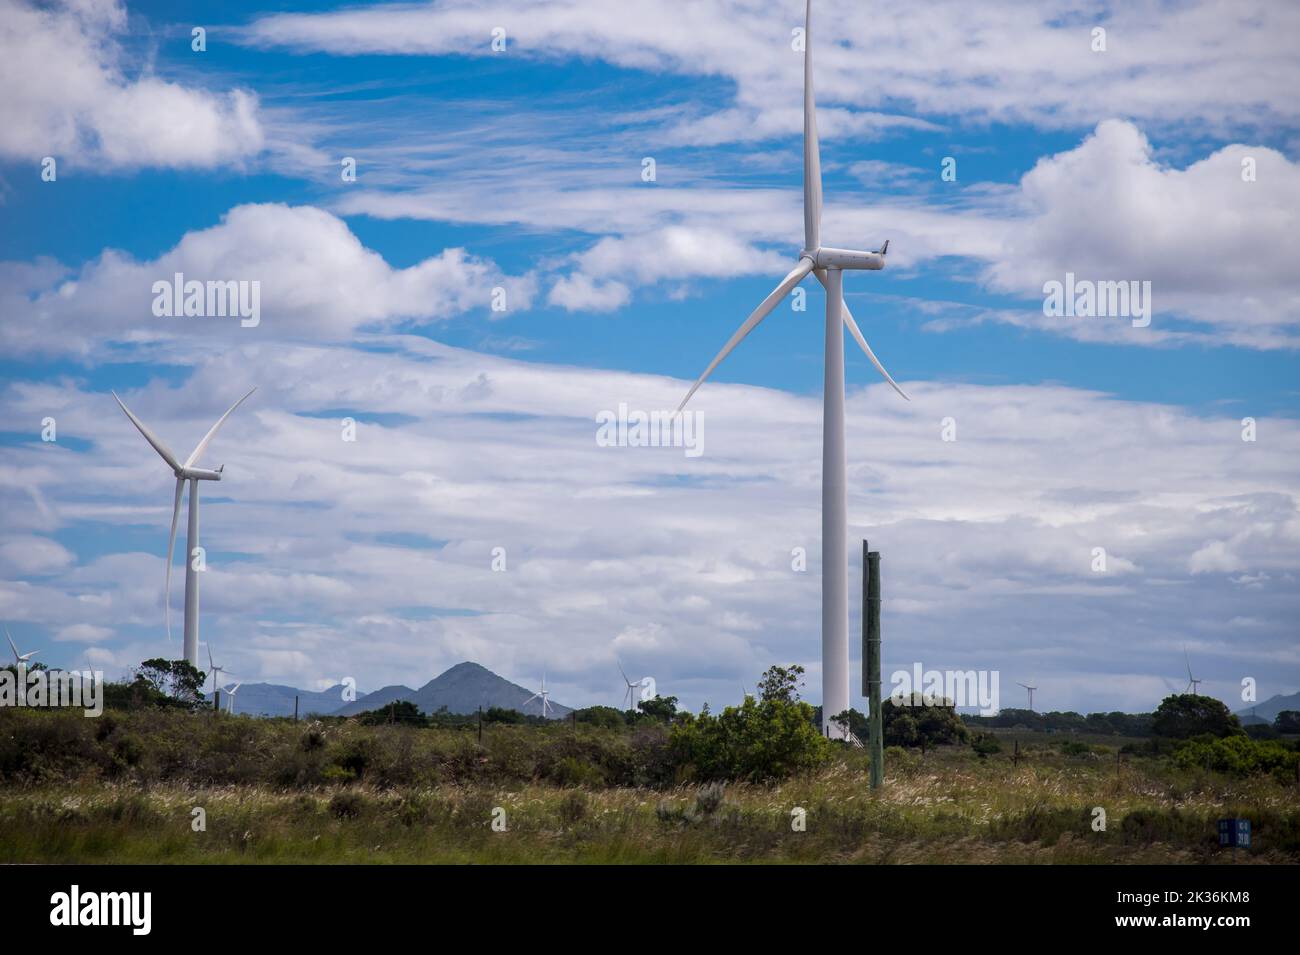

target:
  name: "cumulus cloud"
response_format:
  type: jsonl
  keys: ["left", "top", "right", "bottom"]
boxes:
{"left": 0, "top": 0, "right": 264, "bottom": 168}
{"left": 0, "top": 203, "right": 536, "bottom": 355}
{"left": 983, "top": 120, "right": 1300, "bottom": 348}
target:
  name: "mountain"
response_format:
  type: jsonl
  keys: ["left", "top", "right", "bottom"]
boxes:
{"left": 207, "top": 682, "right": 362, "bottom": 718}
{"left": 1236, "top": 691, "right": 1300, "bottom": 724}
{"left": 409, "top": 662, "right": 572, "bottom": 718}
{"left": 332, "top": 662, "right": 571, "bottom": 719}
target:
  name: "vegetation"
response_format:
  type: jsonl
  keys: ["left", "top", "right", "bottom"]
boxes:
{"left": 3, "top": 662, "right": 1297, "bottom": 864}
{"left": 1, "top": 705, "right": 1296, "bottom": 864}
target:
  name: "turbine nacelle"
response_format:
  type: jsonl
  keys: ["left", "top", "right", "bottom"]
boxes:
{"left": 178, "top": 466, "right": 223, "bottom": 481}
{"left": 805, "top": 245, "right": 887, "bottom": 271}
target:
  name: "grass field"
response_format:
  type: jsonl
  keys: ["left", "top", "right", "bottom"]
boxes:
{"left": 2, "top": 709, "right": 1297, "bottom": 863}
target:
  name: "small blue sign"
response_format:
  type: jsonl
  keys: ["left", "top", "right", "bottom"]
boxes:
{"left": 1217, "top": 818, "right": 1251, "bottom": 847}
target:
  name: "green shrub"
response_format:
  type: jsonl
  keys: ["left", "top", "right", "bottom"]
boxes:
{"left": 668, "top": 697, "right": 830, "bottom": 782}
{"left": 1173, "top": 735, "right": 1300, "bottom": 778}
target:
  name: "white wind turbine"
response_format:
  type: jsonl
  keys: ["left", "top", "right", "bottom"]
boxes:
{"left": 618, "top": 661, "right": 642, "bottom": 711}
{"left": 112, "top": 388, "right": 256, "bottom": 668}
{"left": 524, "top": 673, "right": 553, "bottom": 718}
{"left": 206, "top": 644, "right": 227, "bottom": 697}
{"left": 223, "top": 682, "right": 242, "bottom": 714}
{"left": 677, "top": 0, "right": 908, "bottom": 738}
{"left": 1183, "top": 647, "right": 1202, "bottom": 695}
{"left": 6, "top": 628, "right": 38, "bottom": 666}
{"left": 1017, "top": 681, "right": 1038, "bottom": 712}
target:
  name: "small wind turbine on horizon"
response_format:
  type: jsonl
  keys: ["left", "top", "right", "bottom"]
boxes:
{"left": 112, "top": 387, "right": 256, "bottom": 668}
{"left": 524, "top": 673, "right": 553, "bottom": 718}
{"left": 222, "top": 682, "right": 242, "bottom": 714}
{"left": 618, "top": 661, "right": 642, "bottom": 711}
{"left": 6, "top": 628, "right": 38, "bottom": 666}
{"left": 1017, "top": 681, "right": 1037, "bottom": 712}
{"left": 676, "top": 0, "right": 908, "bottom": 738}
{"left": 206, "top": 644, "right": 226, "bottom": 697}
{"left": 1184, "top": 647, "right": 1203, "bottom": 695}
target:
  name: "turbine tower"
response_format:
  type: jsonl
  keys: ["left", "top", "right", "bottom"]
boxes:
{"left": 5, "top": 628, "right": 38, "bottom": 666}
{"left": 223, "top": 682, "right": 242, "bottom": 714}
{"left": 1017, "top": 681, "right": 1037, "bottom": 712}
{"left": 1184, "top": 647, "right": 1202, "bottom": 695}
{"left": 677, "top": 0, "right": 907, "bottom": 738}
{"left": 113, "top": 388, "right": 256, "bottom": 668}
{"left": 524, "top": 673, "right": 553, "bottom": 718}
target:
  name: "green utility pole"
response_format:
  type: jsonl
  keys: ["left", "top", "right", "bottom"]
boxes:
{"left": 862, "top": 542, "right": 884, "bottom": 788}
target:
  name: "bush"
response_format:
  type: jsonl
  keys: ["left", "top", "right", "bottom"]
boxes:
{"left": 668, "top": 697, "right": 830, "bottom": 782}
{"left": 971, "top": 733, "right": 1001, "bottom": 758}
{"left": 1173, "top": 735, "right": 1300, "bottom": 778}
{"left": 328, "top": 790, "right": 368, "bottom": 819}
{"left": 1153, "top": 694, "right": 1243, "bottom": 739}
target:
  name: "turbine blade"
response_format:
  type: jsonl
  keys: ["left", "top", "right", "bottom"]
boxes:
{"left": 6, "top": 629, "right": 16, "bottom": 657}
{"left": 524, "top": 692, "right": 540, "bottom": 705}
{"left": 617, "top": 660, "right": 629, "bottom": 683}
{"left": 184, "top": 387, "right": 256, "bottom": 469}
{"left": 112, "top": 391, "right": 181, "bottom": 471}
{"left": 207, "top": 644, "right": 215, "bottom": 669}
{"left": 803, "top": 0, "right": 822, "bottom": 251}
{"left": 817, "top": 271, "right": 910, "bottom": 400}
{"left": 677, "top": 258, "right": 814, "bottom": 412}
{"left": 164, "top": 477, "right": 183, "bottom": 642}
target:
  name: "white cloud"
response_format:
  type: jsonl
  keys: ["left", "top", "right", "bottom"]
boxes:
{"left": 983, "top": 120, "right": 1300, "bottom": 348}
{"left": 2, "top": 338, "right": 1296, "bottom": 713}
{"left": 0, "top": 535, "right": 74, "bottom": 575}
{"left": 242, "top": 0, "right": 1300, "bottom": 138}
{"left": 0, "top": 203, "right": 535, "bottom": 355}
{"left": 0, "top": 0, "right": 264, "bottom": 169}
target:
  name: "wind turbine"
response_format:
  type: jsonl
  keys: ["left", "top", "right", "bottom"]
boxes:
{"left": 1183, "top": 647, "right": 1202, "bottom": 695}
{"left": 6, "top": 628, "right": 38, "bottom": 666}
{"left": 676, "top": 0, "right": 907, "bottom": 738}
{"left": 206, "top": 644, "right": 226, "bottom": 697}
{"left": 223, "top": 682, "right": 242, "bottom": 714}
{"left": 618, "top": 661, "right": 641, "bottom": 711}
{"left": 1017, "top": 681, "right": 1037, "bottom": 712}
{"left": 112, "top": 387, "right": 256, "bottom": 668}
{"left": 524, "top": 673, "right": 553, "bottom": 718}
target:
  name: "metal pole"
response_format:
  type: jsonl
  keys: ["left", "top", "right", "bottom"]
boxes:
{"left": 294, "top": 695, "right": 299, "bottom": 722}
{"left": 863, "top": 543, "right": 883, "bottom": 788}
{"left": 214, "top": 688, "right": 220, "bottom": 713}
{"left": 478, "top": 705, "right": 483, "bottom": 743}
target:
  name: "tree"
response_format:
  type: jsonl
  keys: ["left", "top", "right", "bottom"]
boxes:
{"left": 1275, "top": 710, "right": 1300, "bottom": 734}
{"left": 574, "top": 705, "right": 627, "bottom": 729}
{"left": 131, "top": 659, "right": 206, "bottom": 710}
{"left": 669, "top": 696, "right": 830, "bottom": 782}
{"left": 757, "top": 664, "right": 806, "bottom": 704}
{"left": 881, "top": 693, "right": 968, "bottom": 748}
{"left": 637, "top": 695, "right": 679, "bottom": 723}
{"left": 357, "top": 700, "right": 426, "bottom": 726}
{"left": 1152, "top": 694, "right": 1243, "bottom": 739}
{"left": 483, "top": 706, "right": 525, "bottom": 724}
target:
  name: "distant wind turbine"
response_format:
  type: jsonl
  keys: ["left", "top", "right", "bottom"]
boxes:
{"left": 1017, "top": 681, "right": 1037, "bottom": 712}
{"left": 524, "top": 673, "right": 553, "bottom": 718}
{"left": 112, "top": 387, "right": 256, "bottom": 667}
{"left": 618, "top": 661, "right": 642, "bottom": 711}
{"left": 223, "top": 682, "right": 242, "bottom": 714}
{"left": 676, "top": 0, "right": 908, "bottom": 739}
{"left": 6, "top": 628, "right": 38, "bottom": 666}
{"left": 1184, "top": 647, "right": 1202, "bottom": 695}
{"left": 206, "top": 644, "right": 226, "bottom": 697}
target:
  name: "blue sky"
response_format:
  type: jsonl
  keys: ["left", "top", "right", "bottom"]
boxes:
{"left": 1, "top": 0, "right": 1297, "bottom": 715}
